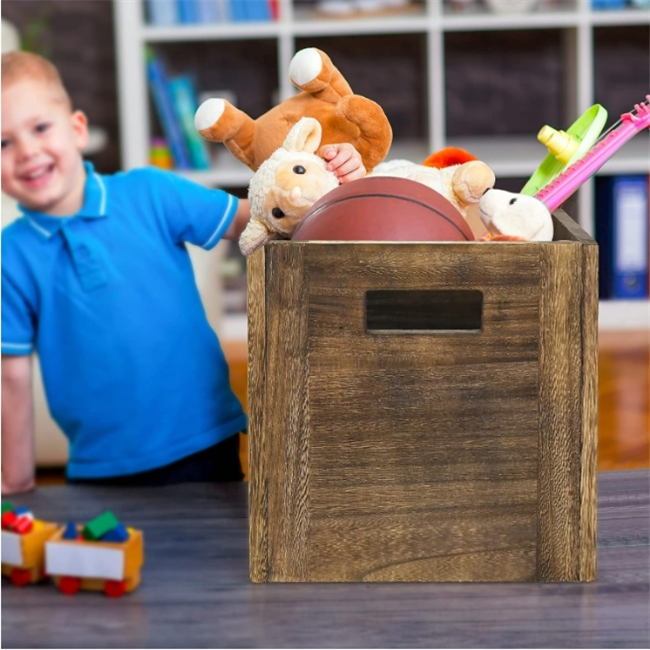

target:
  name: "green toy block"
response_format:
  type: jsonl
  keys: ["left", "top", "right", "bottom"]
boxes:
{"left": 82, "top": 511, "right": 121, "bottom": 541}
{"left": 1, "top": 501, "right": 14, "bottom": 515}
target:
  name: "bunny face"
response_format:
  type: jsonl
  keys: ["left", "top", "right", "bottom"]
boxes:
{"left": 260, "top": 158, "right": 339, "bottom": 238}
{"left": 241, "top": 117, "right": 339, "bottom": 255}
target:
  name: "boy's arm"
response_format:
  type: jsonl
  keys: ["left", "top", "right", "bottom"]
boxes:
{"left": 1, "top": 355, "right": 36, "bottom": 495}
{"left": 222, "top": 198, "right": 251, "bottom": 241}
{"left": 221, "top": 143, "right": 365, "bottom": 242}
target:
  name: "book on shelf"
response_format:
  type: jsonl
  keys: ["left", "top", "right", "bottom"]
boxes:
{"left": 146, "top": 0, "right": 272, "bottom": 24}
{"left": 177, "top": 0, "right": 200, "bottom": 22}
{"left": 591, "top": 0, "right": 627, "bottom": 8}
{"left": 596, "top": 175, "right": 649, "bottom": 300}
{"left": 146, "top": 0, "right": 179, "bottom": 24}
{"left": 145, "top": 48, "right": 192, "bottom": 170}
{"left": 168, "top": 75, "right": 212, "bottom": 170}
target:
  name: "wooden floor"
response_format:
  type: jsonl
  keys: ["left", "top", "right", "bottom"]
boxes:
{"left": 35, "top": 331, "right": 649, "bottom": 485}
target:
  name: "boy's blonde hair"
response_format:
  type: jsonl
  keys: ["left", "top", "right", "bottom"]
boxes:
{"left": 2, "top": 51, "right": 71, "bottom": 109}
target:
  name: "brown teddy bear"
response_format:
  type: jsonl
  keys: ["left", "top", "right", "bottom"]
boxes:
{"left": 194, "top": 47, "right": 392, "bottom": 173}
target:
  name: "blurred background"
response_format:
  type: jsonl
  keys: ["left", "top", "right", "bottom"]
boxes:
{"left": 1, "top": 0, "right": 648, "bottom": 479}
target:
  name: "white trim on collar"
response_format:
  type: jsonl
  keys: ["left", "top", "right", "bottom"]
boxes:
{"left": 26, "top": 218, "right": 53, "bottom": 239}
{"left": 94, "top": 173, "right": 107, "bottom": 215}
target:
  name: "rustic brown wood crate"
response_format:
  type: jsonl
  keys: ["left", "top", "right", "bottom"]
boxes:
{"left": 248, "top": 210, "right": 598, "bottom": 583}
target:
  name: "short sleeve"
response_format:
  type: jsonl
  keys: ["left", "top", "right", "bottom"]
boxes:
{"left": 1, "top": 259, "right": 36, "bottom": 356}
{"left": 148, "top": 169, "right": 239, "bottom": 250}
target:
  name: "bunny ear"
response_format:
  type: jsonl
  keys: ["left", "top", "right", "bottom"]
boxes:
{"left": 283, "top": 117, "right": 322, "bottom": 154}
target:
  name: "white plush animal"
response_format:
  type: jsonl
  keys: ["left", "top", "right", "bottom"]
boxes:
{"left": 370, "top": 157, "right": 495, "bottom": 222}
{"left": 478, "top": 189, "right": 554, "bottom": 241}
{"left": 240, "top": 117, "right": 340, "bottom": 256}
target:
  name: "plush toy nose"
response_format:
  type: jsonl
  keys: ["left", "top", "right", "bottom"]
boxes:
{"left": 291, "top": 187, "right": 302, "bottom": 200}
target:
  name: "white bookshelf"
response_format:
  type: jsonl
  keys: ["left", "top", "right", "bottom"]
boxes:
{"left": 113, "top": 0, "right": 650, "bottom": 337}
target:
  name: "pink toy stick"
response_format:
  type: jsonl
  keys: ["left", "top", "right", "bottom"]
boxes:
{"left": 535, "top": 96, "right": 650, "bottom": 212}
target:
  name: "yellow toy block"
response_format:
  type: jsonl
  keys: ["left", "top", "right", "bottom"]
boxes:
{"left": 1, "top": 520, "right": 59, "bottom": 586}
{"left": 46, "top": 525, "right": 144, "bottom": 598}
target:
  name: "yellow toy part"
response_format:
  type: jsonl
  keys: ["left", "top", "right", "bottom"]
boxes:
{"left": 521, "top": 104, "right": 608, "bottom": 196}
{"left": 1, "top": 520, "right": 59, "bottom": 586}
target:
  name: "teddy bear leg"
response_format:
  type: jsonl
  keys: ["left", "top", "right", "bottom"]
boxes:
{"left": 452, "top": 161, "right": 496, "bottom": 208}
{"left": 289, "top": 47, "right": 352, "bottom": 104}
{"left": 195, "top": 98, "right": 258, "bottom": 169}
{"left": 335, "top": 95, "right": 393, "bottom": 172}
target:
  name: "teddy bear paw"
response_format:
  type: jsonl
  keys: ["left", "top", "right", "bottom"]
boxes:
{"left": 194, "top": 98, "right": 226, "bottom": 133}
{"left": 289, "top": 47, "right": 330, "bottom": 90}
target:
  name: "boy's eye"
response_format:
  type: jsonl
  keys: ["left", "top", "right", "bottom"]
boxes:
{"left": 35, "top": 123, "right": 50, "bottom": 134}
{"left": 1, "top": 140, "right": 9, "bottom": 149}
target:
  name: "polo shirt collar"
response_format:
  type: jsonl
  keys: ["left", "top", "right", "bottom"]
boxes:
{"left": 20, "top": 162, "right": 108, "bottom": 239}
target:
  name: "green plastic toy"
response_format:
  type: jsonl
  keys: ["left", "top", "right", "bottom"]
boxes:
{"left": 521, "top": 104, "right": 608, "bottom": 196}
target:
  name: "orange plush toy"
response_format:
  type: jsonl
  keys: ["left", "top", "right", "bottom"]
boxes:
{"left": 194, "top": 47, "right": 393, "bottom": 173}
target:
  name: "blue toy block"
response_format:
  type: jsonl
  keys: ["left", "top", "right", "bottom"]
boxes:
{"left": 100, "top": 523, "right": 129, "bottom": 543}
{"left": 13, "top": 506, "right": 30, "bottom": 516}
{"left": 63, "top": 521, "right": 78, "bottom": 540}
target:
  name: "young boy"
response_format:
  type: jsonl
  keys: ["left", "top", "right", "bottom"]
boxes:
{"left": 1, "top": 52, "right": 366, "bottom": 493}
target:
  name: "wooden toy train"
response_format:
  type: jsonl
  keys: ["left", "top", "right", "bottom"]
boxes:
{"left": 1, "top": 503, "right": 144, "bottom": 598}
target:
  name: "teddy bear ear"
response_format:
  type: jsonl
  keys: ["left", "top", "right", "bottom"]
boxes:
{"left": 283, "top": 117, "right": 322, "bottom": 155}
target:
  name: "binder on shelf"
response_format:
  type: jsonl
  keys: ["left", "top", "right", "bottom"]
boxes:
{"left": 145, "top": 49, "right": 192, "bottom": 170}
{"left": 595, "top": 176, "right": 613, "bottom": 299}
{"left": 168, "top": 75, "right": 212, "bottom": 170}
{"left": 146, "top": 0, "right": 179, "bottom": 24}
{"left": 597, "top": 175, "right": 649, "bottom": 300}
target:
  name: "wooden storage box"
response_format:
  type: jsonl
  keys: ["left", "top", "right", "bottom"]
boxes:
{"left": 247, "top": 211, "right": 598, "bottom": 583}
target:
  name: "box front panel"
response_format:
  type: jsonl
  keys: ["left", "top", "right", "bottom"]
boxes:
{"left": 304, "top": 244, "right": 541, "bottom": 581}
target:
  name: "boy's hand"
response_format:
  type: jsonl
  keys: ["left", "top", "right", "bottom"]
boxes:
{"left": 319, "top": 143, "right": 366, "bottom": 184}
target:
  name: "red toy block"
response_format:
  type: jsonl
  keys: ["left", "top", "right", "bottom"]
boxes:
{"left": 2, "top": 511, "right": 17, "bottom": 529}
{"left": 11, "top": 515, "right": 34, "bottom": 535}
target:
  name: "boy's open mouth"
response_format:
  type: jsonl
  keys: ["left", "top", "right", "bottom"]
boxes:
{"left": 20, "top": 163, "right": 55, "bottom": 189}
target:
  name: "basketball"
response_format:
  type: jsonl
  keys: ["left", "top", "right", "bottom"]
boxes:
{"left": 291, "top": 176, "right": 475, "bottom": 242}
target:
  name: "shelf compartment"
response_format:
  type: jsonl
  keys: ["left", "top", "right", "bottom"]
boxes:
{"left": 444, "top": 29, "right": 568, "bottom": 143}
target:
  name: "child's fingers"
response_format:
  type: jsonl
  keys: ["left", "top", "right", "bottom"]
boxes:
{"left": 322, "top": 147, "right": 352, "bottom": 172}
{"left": 335, "top": 159, "right": 359, "bottom": 178}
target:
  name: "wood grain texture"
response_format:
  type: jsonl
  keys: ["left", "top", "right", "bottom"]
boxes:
{"left": 305, "top": 243, "right": 540, "bottom": 582}
{"left": 247, "top": 249, "right": 268, "bottom": 582}
{"left": 580, "top": 242, "right": 599, "bottom": 581}
{"left": 249, "top": 221, "right": 598, "bottom": 583}
{"left": 538, "top": 243, "right": 584, "bottom": 581}
{"left": 253, "top": 244, "right": 311, "bottom": 582}
{"left": 1, "top": 472, "right": 648, "bottom": 649}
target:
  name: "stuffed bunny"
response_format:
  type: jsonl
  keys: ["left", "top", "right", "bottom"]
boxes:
{"left": 240, "top": 117, "right": 340, "bottom": 256}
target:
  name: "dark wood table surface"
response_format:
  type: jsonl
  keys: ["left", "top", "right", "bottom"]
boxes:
{"left": 2, "top": 469, "right": 649, "bottom": 649}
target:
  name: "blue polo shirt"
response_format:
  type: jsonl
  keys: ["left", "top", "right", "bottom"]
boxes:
{"left": 2, "top": 163, "right": 247, "bottom": 478}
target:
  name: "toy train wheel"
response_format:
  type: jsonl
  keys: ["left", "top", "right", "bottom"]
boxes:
{"left": 10, "top": 568, "right": 31, "bottom": 587}
{"left": 58, "top": 576, "right": 81, "bottom": 595}
{"left": 104, "top": 579, "right": 126, "bottom": 598}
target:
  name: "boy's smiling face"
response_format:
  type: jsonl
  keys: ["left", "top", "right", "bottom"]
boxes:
{"left": 2, "top": 78, "right": 89, "bottom": 216}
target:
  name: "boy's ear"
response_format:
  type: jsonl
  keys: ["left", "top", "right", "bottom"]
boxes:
{"left": 71, "top": 110, "right": 89, "bottom": 152}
